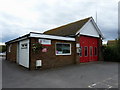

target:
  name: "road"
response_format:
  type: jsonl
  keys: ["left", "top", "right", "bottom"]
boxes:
{"left": 0, "top": 57, "right": 3, "bottom": 90}
{"left": 2, "top": 58, "right": 119, "bottom": 89}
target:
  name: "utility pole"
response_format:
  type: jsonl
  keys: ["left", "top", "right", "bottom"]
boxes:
{"left": 118, "top": 1, "right": 120, "bottom": 39}
{"left": 96, "top": 11, "right": 97, "bottom": 25}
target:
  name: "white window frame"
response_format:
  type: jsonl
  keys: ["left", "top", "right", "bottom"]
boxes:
{"left": 80, "top": 46, "right": 82, "bottom": 57}
{"left": 55, "top": 43, "right": 71, "bottom": 55}
{"left": 8, "top": 44, "right": 12, "bottom": 52}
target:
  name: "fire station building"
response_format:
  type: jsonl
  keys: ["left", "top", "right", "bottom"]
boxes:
{"left": 5, "top": 17, "right": 103, "bottom": 70}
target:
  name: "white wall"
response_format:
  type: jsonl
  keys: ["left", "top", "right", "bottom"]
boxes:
{"left": 80, "top": 21, "right": 100, "bottom": 37}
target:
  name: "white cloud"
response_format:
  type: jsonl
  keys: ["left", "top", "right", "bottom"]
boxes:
{"left": 102, "top": 40, "right": 108, "bottom": 45}
{"left": 0, "top": 42, "right": 5, "bottom": 45}
{"left": 0, "top": 0, "right": 119, "bottom": 42}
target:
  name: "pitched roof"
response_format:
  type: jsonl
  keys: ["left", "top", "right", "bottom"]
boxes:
{"left": 44, "top": 17, "right": 91, "bottom": 36}
{"left": 107, "top": 40, "right": 117, "bottom": 46}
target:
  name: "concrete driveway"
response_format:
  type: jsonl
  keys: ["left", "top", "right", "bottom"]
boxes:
{"left": 2, "top": 58, "right": 118, "bottom": 88}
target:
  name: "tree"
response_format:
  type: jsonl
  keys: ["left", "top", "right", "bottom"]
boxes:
{"left": 102, "top": 39, "right": 120, "bottom": 62}
{"left": 0, "top": 45, "right": 6, "bottom": 53}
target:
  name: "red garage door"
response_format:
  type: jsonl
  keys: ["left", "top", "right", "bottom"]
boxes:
{"left": 79, "top": 35, "right": 98, "bottom": 63}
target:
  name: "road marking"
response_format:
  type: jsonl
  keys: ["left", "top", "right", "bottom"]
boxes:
{"left": 108, "top": 86, "right": 112, "bottom": 88}
{"left": 91, "top": 83, "right": 96, "bottom": 86}
{"left": 88, "top": 75, "right": 118, "bottom": 88}
{"left": 88, "top": 86, "right": 92, "bottom": 88}
{"left": 88, "top": 82, "right": 100, "bottom": 88}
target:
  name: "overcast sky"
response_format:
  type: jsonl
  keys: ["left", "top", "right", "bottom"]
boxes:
{"left": 0, "top": 0, "right": 119, "bottom": 44}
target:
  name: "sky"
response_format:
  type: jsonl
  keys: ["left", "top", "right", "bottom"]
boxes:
{"left": 0, "top": 0, "right": 119, "bottom": 45}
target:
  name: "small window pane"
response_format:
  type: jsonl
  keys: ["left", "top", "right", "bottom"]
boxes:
{"left": 56, "top": 44, "right": 62, "bottom": 51}
{"left": 62, "top": 44, "right": 70, "bottom": 53}
{"left": 90, "top": 47, "right": 92, "bottom": 56}
{"left": 56, "top": 44, "right": 63, "bottom": 54}
{"left": 94, "top": 47, "right": 97, "bottom": 56}
{"left": 56, "top": 43, "right": 71, "bottom": 55}
{"left": 79, "top": 47, "right": 82, "bottom": 56}
{"left": 84, "top": 47, "right": 88, "bottom": 56}
{"left": 25, "top": 44, "right": 27, "bottom": 47}
{"left": 21, "top": 43, "right": 27, "bottom": 49}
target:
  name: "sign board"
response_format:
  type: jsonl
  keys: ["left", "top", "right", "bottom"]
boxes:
{"left": 76, "top": 43, "right": 80, "bottom": 47}
{"left": 36, "top": 60, "right": 42, "bottom": 67}
{"left": 42, "top": 48, "right": 47, "bottom": 52}
{"left": 38, "top": 39, "right": 51, "bottom": 46}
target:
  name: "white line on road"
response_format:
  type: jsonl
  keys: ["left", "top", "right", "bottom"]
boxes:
{"left": 88, "top": 75, "right": 118, "bottom": 88}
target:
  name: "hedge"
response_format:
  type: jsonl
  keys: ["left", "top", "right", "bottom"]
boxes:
{"left": 102, "top": 39, "right": 120, "bottom": 62}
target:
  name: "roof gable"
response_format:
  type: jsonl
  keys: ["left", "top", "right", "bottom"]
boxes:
{"left": 78, "top": 20, "right": 100, "bottom": 37}
{"left": 76, "top": 17, "right": 104, "bottom": 38}
{"left": 44, "top": 17, "right": 91, "bottom": 36}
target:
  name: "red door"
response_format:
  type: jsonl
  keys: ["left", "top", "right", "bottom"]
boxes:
{"left": 80, "top": 35, "right": 98, "bottom": 63}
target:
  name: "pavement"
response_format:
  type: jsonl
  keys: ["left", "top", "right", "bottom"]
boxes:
{"left": 2, "top": 58, "right": 119, "bottom": 89}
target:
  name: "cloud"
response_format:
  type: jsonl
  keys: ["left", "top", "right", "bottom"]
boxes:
{"left": 0, "top": 0, "right": 119, "bottom": 43}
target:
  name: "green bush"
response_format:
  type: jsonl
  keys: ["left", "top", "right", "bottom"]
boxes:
{"left": 0, "top": 45, "right": 6, "bottom": 53}
{"left": 102, "top": 39, "right": 120, "bottom": 62}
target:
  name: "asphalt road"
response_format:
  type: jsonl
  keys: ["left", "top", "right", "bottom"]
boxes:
{"left": 0, "top": 57, "right": 2, "bottom": 89}
{"left": 2, "top": 58, "right": 119, "bottom": 89}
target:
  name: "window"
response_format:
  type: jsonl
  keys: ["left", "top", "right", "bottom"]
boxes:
{"left": 8, "top": 44, "right": 12, "bottom": 52}
{"left": 79, "top": 47, "right": 82, "bottom": 57}
{"left": 90, "top": 46, "right": 93, "bottom": 56}
{"left": 94, "top": 47, "right": 97, "bottom": 56}
{"left": 84, "top": 47, "right": 88, "bottom": 56}
{"left": 21, "top": 43, "right": 27, "bottom": 49}
{"left": 56, "top": 43, "right": 71, "bottom": 55}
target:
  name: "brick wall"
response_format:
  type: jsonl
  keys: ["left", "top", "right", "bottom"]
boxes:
{"left": 29, "top": 38, "right": 76, "bottom": 70}
{"left": 75, "top": 36, "right": 80, "bottom": 64}
{"left": 6, "top": 42, "right": 17, "bottom": 62}
{"left": 98, "top": 38, "right": 104, "bottom": 61}
{"left": 6, "top": 36, "right": 102, "bottom": 70}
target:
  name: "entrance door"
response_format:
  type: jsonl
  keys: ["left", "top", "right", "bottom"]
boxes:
{"left": 80, "top": 35, "right": 98, "bottom": 63}
{"left": 18, "top": 39, "right": 29, "bottom": 68}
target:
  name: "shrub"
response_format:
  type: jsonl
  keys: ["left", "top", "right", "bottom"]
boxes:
{"left": 0, "top": 45, "right": 6, "bottom": 53}
{"left": 102, "top": 39, "right": 120, "bottom": 62}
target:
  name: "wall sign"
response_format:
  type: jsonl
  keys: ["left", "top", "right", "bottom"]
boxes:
{"left": 38, "top": 39, "right": 51, "bottom": 46}
{"left": 42, "top": 48, "right": 47, "bottom": 52}
{"left": 76, "top": 43, "right": 80, "bottom": 47}
{"left": 36, "top": 60, "right": 42, "bottom": 67}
